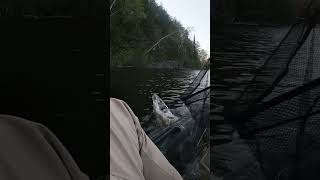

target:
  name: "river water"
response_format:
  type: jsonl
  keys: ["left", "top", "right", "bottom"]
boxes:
{"left": 111, "top": 25, "right": 290, "bottom": 126}
{"left": 212, "top": 24, "right": 289, "bottom": 113}
{"left": 211, "top": 24, "right": 290, "bottom": 147}
{"left": 110, "top": 68, "right": 200, "bottom": 118}
{"left": 212, "top": 24, "right": 320, "bottom": 179}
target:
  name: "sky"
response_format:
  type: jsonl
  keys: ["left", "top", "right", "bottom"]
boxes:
{"left": 156, "top": 0, "right": 210, "bottom": 54}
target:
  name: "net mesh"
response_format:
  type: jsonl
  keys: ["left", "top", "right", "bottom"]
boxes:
{"left": 225, "top": 12, "right": 320, "bottom": 180}
{"left": 235, "top": 21, "right": 312, "bottom": 111}
{"left": 145, "top": 59, "right": 210, "bottom": 178}
{"left": 182, "top": 60, "right": 210, "bottom": 143}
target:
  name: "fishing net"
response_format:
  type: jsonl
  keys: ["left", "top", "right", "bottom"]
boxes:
{"left": 144, "top": 59, "right": 210, "bottom": 179}
{"left": 181, "top": 60, "right": 210, "bottom": 144}
{"left": 220, "top": 9, "right": 320, "bottom": 180}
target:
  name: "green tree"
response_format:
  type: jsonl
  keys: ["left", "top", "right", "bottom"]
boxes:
{"left": 110, "top": 0, "right": 203, "bottom": 68}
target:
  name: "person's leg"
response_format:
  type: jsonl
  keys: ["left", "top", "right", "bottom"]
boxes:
{"left": 0, "top": 115, "right": 89, "bottom": 180}
{"left": 110, "top": 98, "right": 183, "bottom": 180}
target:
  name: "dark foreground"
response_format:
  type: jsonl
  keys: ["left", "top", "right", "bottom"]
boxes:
{"left": 213, "top": 20, "right": 320, "bottom": 180}
{"left": 0, "top": 16, "right": 107, "bottom": 179}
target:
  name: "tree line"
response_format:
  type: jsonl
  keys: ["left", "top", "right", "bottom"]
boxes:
{"left": 110, "top": 0, "right": 207, "bottom": 68}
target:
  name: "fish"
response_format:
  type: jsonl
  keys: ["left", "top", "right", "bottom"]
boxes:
{"left": 152, "top": 94, "right": 178, "bottom": 127}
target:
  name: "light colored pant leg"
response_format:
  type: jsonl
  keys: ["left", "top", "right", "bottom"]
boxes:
{"left": 110, "top": 98, "right": 183, "bottom": 180}
{"left": 0, "top": 115, "right": 89, "bottom": 180}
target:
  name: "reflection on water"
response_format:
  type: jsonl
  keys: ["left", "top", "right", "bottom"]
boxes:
{"left": 211, "top": 24, "right": 289, "bottom": 145}
{"left": 213, "top": 25, "right": 289, "bottom": 109}
{"left": 111, "top": 68, "right": 200, "bottom": 117}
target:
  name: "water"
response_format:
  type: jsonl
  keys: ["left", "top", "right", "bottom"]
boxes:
{"left": 110, "top": 68, "right": 200, "bottom": 118}
{"left": 211, "top": 24, "right": 290, "bottom": 146}
{"left": 212, "top": 23, "right": 320, "bottom": 179}
{"left": 212, "top": 24, "right": 289, "bottom": 111}
{"left": 211, "top": 24, "right": 291, "bottom": 176}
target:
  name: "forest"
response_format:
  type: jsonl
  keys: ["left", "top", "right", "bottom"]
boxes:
{"left": 110, "top": 0, "right": 207, "bottom": 68}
